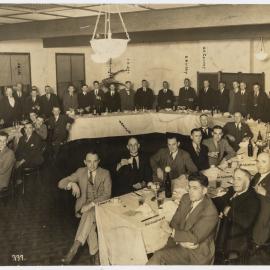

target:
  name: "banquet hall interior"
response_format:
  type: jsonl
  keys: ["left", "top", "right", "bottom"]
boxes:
{"left": 1, "top": 2, "right": 270, "bottom": 266}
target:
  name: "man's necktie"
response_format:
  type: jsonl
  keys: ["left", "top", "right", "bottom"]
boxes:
{"left": 132, "top": 157, "right": 138, "bottom": 171}
{"left": 195, "top": 145, "right": 200, "bottom": 156}
{"left": 88, "top": 171, "right": 94, "bottom": 185}
{"left": 170, "top": 152, "right": 174, "bottom": 160}
{"left": 185, "top": 203, "right": 194, "bottom": 221}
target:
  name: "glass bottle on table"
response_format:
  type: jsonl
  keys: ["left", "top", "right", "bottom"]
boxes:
{"left": 248, "top": 138, "right": 253, "bottom": 157}
{"left": 257, "top": 131, "right": 263, "bottom": 141}
{"left": 164, "top": 166, "right": 172, "bottom": 198}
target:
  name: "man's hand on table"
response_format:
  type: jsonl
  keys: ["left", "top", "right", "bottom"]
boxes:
{"left": 66, "top": 182, "right": 81, "bottom": 198}
{"left": 208, "top": 152, "right": 219, "bottom": 158}
{"left": 16, "top": 159, "right": 25, "bottom": 168}
{"left": 80, "top": 202, "right": 95, "bottom": 213}
{"left": 133, "top": 181, "right": 146, "bottom": 190}
{"left": 157, "top": 168, "right": 164, "bottom": 181}
{"left": 223, "top": 206, "right": 231, "bottom": 217}
{"left": 179, "top": 242, "right": 199, "bottom": 249}
{"left": 227, "top": 135, "right": 236, "bottom": 142}
{"left": 255, "top": 184, "right": 267, "bottom": 196}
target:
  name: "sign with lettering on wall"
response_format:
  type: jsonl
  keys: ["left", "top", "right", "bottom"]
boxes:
{"left": 201, "top": 45, "right": 208, "bottom": 70}
{"left": 184, "top": 55, "right": 189, "bottom": 75}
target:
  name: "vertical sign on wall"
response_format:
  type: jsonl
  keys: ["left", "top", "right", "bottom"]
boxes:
{"left": 202, "top": 46, "right": 207, "bottom": 70}
{"left": 184, "top": 55, "right": 189, "bottom": 75}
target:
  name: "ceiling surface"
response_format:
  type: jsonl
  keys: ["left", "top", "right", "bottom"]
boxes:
{"left": 0, "top": 4, "right": 199, "bottom": 25}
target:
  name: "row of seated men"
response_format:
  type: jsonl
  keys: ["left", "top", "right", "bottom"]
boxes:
{"left": 53, "top": 113, "right": 269, "bottom": 264}
{"left": 1, "top": 78, "right": 270, "bottom": 128}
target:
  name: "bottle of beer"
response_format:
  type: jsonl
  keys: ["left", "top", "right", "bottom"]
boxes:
{"left": 165, "top": 172, "right": 172, "bottom": 198}
{"left": 248, "top": 138, "right": 253, "bottom": 157}
{"left": 257, "top": 131, "right": 263, "bottom": 141}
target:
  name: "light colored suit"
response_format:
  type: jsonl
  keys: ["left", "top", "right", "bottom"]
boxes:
{"left": 147, "top": 194, "right": 218, "bottom": 265}
{"left": 202, "top": 137, "right": 236, "bottom": 166}
{"left": 0, "top": 146, "right": 15, "bottom": 190}
{"left": 58, "top": 166, "right": 112, "bottom": 255}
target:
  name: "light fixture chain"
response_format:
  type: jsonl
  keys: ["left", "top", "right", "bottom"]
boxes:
{"left": 116, "top": 5, "right": 130, "bottom": 40}
{"left": 92, "top": 5, "right": 102, "bottom": 40}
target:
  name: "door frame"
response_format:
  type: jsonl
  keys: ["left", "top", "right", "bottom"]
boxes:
{"left": 55, "top": 53, "right": 86, "bottom": 95}
{"left": 0, "top": 52, "right": 32, "bottom": 87}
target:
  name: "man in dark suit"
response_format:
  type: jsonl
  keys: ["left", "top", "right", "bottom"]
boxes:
{"left": 78, "top": 84, "right": 91, "bottom": 113}
{"left": 183, "top": 128, "right": 209, "bottom": 171}
{"left": 150, "top": 134, "right": 197, "bottom": 183}
{"left": 157, "top": 81, "right": 175, "bottom": 109}
{"left": 248, "top": 83, "right": 269, "bottom": 122}
{"left": 178, "top": 78, "right": 197, "bottom": 110}
{"left": 104, "top": 83, "right": 121, "bottom": 112}
{"left": 89, "top": 81, "right": 104, "bottom": 112}
{"left": 24, "top": 86, "right": 41, "bottom": 116}
{"left": 47, "top": 106, "right": 74, "bottom": 158}
{"left": 58, "top": 151, "right": 112, "bottom": 264}
{"left": 251, "top": 152, "right": 270, "bottom": 246}
{"left": 39, "top": 85, "right": 60, "bottom": 119}
{"left": 213, "top": 168, "right": 259, "bottom": 258}
{"left": 115, "top": 137, "right": 152, "bottom": 196}
{"left": 228, "top": 81, "right": 240, "bottom": 114}
{"left": 216, "top": 81, "right": 229, "bottom": 113}
{"left": 0, "top": 87, "right": 22, "bottom": 127}
{"left": 223, "top": 112, "right": 253, "bottom": 151}
{"left": 62, "top": 85, "right": 78, "bottom": 113}
{"left": 198, "top": 80, "right": 216, "bottom": 110}
{"left": 147, "top": 172, "right": 218, "bottom": 265}
{"left": 234, "top": 81, "right": 250, "bottom": 117}
{"left": 13, "top": 83, "right": 28, "bottom": 116}
{"left": 134, "top": 79, "right": 154, "bottom": 110}
{"left": 119, "top": 81, "right": 135, "bottom": 111}
{"left": 15, "top": 122, "right": 44, "bottom": 181}
{"left": 199, "top": 114, "right": 212, "bottom": 140}
{"left": 202, "top": 125, "right": 236, "bottom": 167}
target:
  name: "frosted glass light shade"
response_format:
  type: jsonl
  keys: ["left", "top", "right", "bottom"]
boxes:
{"left": 255, "top": 51, "right": 268, "bottom": 61}
{"left": 90, "top": 38, "right": 129, "bottom": 59}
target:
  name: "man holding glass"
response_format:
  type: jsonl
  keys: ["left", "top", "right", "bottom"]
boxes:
{"left": 202, "top": 125, "right": 236, "bottom": 167}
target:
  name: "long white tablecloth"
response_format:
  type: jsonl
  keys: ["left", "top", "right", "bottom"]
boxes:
{"left": 95, "top": 189, "right": 178, "bottom": 265}
{"left": 68, "top": 111, "right": 268, "bottom": 141}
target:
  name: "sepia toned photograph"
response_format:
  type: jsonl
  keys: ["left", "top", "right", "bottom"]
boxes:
{"left": 0, "top": 0, "right": 270, "bottom": 267}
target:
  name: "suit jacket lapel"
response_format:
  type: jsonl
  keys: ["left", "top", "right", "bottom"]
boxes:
{"left": 184, "top": 197, "right": 206, "bottom": 230}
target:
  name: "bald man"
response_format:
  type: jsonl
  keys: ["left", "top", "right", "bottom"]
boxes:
{"left": 213, "top": 168, "right": 259, "bottom": 259}
{"left": 251, "top": 152, "right": 270, "bottom": 247}
{"left": 115, "top": 137, "right": 152, "bottom": 196}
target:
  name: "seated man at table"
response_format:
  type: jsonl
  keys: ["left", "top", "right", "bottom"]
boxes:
{"left": 78, "top": 84, "right": 91, "bottom": 113}
{"left": 58, "top": 150, "right": 112, "bottom": 264}
{"left": 251, "top": 152, "right": 270, "bottom": 249}
{"left": 147, "top": 172, "right": 218, "bottom": 265}
{"left": 15, "top": 122, "right": 44, "bottom": 180}
{"left": 203, "top": 125, "right": 236, "bottom": 167}
{"left": 223, "top": 112, "right": 253, "bottom": 151}
{"left": 0, "top": 131, "right": 15, "bottom": 191}
{"left": 35, "top": 116, "right": 48, "bottom": 141}
{"left": 150, "top": 134, "right": 197, "bottom": 184}
{"left": 115, "top": 137, "right": 152, "bottom": 196}
{"left": 47, "top": 106, "right": 73, "bottom": 158}
{"left": 213, "top": 168, "right": 259, "bottom": 260}
{"left": 199, "top": 114, "right": 212, "bottom": 140}
{"left": 183, "top": 128, "right": 209, "bottom": 171}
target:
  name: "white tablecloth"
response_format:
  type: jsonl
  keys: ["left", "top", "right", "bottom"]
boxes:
{"left": 68, "top": 111, "right": 217, "bottom": 141}
{"left": 68, "top": 111, "right": 268, "bottom": 141}
{"left": 95, "top": 189, "right": 178, "bottom": 265}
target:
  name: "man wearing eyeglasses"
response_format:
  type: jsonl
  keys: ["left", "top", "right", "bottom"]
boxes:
{"left": 58, "top": 151, "right": 112, "bottom": 265}
{"left": 202, "top": 125, "right": 236, "bottom": 167}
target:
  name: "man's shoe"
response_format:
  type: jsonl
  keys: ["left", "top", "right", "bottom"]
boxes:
{"left": 61, "top": 240, "right": 81, "bottom": 265}
{"left": 90, "top": 251, "right": 100, "bottom": 265}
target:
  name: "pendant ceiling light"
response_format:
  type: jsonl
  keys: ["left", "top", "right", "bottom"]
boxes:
{"left": 90, "top": 5, "right": 130, "bottom": 63}
{"left": 255, "top": 37, "right": 268, "bottom": 61}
